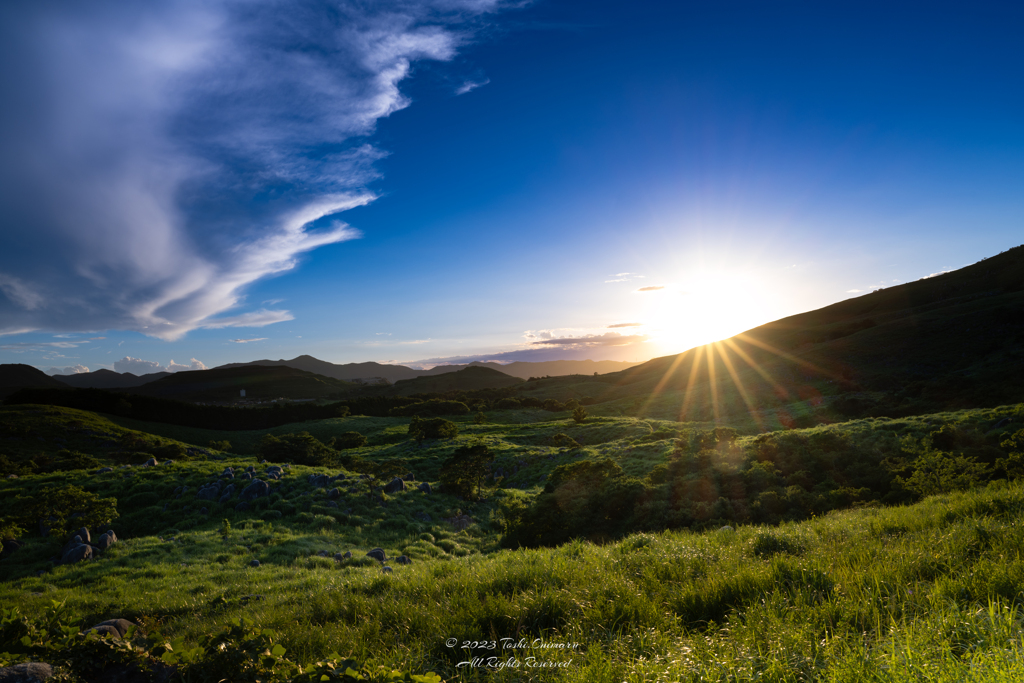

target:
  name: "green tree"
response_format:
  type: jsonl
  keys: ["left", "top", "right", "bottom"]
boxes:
{"left": 439, "top": 444, "right": 493, "bottom": 500}
{"left": 572, "top": 406, "right": 588, "bottom": 424}
{"left": 328, "top": 432, "right": 367, "bottom": 450}
{"left": 894, "top": 436, "right": 991, "bottom": 497}
{"left": 209, "top": 440, "right": 232, "bottom": 452}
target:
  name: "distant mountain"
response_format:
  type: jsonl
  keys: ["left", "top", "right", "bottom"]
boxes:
{"left": 52, "top": 368, "right": 171, "bottom": 389}
{"left": 420, "top": 359, "right": 643, "bottom": 379}
{"left": 390, "top": 365, "right": 524, "bottom": 396}
{"left": 0, "top": 364, "right": 68, "bottom": 399}
{"left": 215, "top": 355, "right": 641, "bottom": 383}
{"left": 216, "top": 355, "right": 421, "bottom": 384}
{"left": 123, "top": 365, "right": 357, "bottom": 401}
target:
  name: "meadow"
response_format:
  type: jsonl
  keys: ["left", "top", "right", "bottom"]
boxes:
{"left": 2, "top": 398, "right": 1024, "bottom": 681}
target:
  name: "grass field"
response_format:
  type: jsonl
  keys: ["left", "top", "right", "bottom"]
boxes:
{"left": 3, "top": 401, "right": 1024, "bottom": 681}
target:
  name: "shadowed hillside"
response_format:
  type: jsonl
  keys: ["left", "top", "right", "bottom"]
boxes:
{"left": 123, "top": 365, "right": 357, "bottom": 401}
{"left": 52, "top": 368, "right": 170, "bottom": 389}
{"left": 0, "top": 364, "right": 67, "bottom": 399}
{"left": 519, "top": 245, "right": 1024, "bottom": 426}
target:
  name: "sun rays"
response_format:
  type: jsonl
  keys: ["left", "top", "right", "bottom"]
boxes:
{"left": 636, "top": 331, "right": 842, "bottom": 428}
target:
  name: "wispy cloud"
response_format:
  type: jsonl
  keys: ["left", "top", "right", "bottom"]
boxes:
{"left": 608, "top": 322, "right": 642, "bottom": 328}
{"left": 0, "top": 0, "right": 502, "bottom": 341}
{"left": 456, "top": 78, "right": 490, "bottom": 95}
{"left": 636, "top": 285, "right": 665, "bottom": 292}
{"left": 530, "top": 332, "right": 649, "bottom": 348}
{"left": 0, "top": 340, "right": 87, "bottom": 351}
{"left": 846, "top": 289, "right": 863, "bottom": 293}
{"left": 228, "top": 337, "right": 268, "bottom": 343}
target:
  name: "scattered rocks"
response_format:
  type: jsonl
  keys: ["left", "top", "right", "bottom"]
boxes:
{"left": 6, "top": 474, "right": 18, "bottom": 479}
{"left": 76, "top": 527, "right": 91, "bottom": 543}
{"left": 163, "top": 460, "right": 174, "bottom": 465}
{"left": 342, "top": 550, "right": 352, "bottom": 559}
{"left": 308, "top": 474, "right": 330, "bottom": 488}
{"left": 366, "top": 548, "right": 386, "bottom": 563}
{"left": 1, "top": 539, "right": 23, "bottom": 558}
{"left": 93, "top": 467, "right": 113, "bottom": 474}
{"left": 326, "top": 501, "right": 339, "bottom": 508}
{"left": 382, "top": 566, "right": 393, "bottom": 574}
{"left": 417, "top": 482, "right": 432, "bottom": 494}
{"left": 334, "top": 552, "right": 346, "bottom": 562}
{"left": 195, "top": 483, "right": 221, "bottom": 502}
{"left": 318, "top": 550, "right": 329, "bottom": 557}
{"left": 239, "top": 479, "right": 270, "bottom": 502}
{"left": 995, "top": 417, "right": 1012, "bottom": 429}
{"left": 719, "top": 525, "right": 734, "bottom": 532}
{"left": 218, "top": 484, "right": 236, "bottom": 504}
{"left": 249, "top": 559, "right": 260, "bottom": 568}
{"left": 327, "top": 488, "right": 341, "bottom": 500}
{"left": 383, "top": 478, "right": 405, "bottom": 494}
{"left": 0, "top": 662, "right": 54, "bottom": 681}
{"left": 95, "top": 530, "right": 118, "bottom": 551}
{"left": 144, "top": 458, "right": 157, "bottom": 467}
{"left": 396, "top": 555, "right": 412, "bottom": 565}
{"left": 60, "top": 543, "right": 92, "bottom": 565}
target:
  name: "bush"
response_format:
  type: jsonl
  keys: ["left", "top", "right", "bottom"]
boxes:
{"left": 542, "top": 399, "right": 565, "bottom": 412}
{"left": 24, "top": 484, "right": 119, "bottom": 538}
{"left": 552, "top": 433, "right": 581, "bottom": 449}
{"left": 209, "top": 440, "right": 232, "bottom": 452}
{"left": 495, "top": 398, "right": 521, "bottom": 409}
{"left": 572, "top": 406, "right": 588, "bottom": 424}
{"left": 329, "top": 432, "right": 367, "bottom": 450}
{"left": 257, "top": 432, "right": 336, "bottom": 466}
{"left": 408, "top": 417, "right": 459, "bottom": 443}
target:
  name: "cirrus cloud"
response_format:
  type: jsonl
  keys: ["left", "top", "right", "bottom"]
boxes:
{"left": 0, "top": 0, "right": 503, "bottom": 340}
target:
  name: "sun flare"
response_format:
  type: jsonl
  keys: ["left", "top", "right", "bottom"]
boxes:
{"left": 643, "top": 268, "right": 780, "bottom": 356}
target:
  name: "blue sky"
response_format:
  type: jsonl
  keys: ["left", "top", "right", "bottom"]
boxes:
{"left": 1, "top": 0, "right": 1022, "bottom": 375}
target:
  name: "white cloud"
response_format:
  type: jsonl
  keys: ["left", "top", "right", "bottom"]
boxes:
{"left": 0, "top": 0, "right": 503, "bottom": 341}
{"left": 47, "top": 364, "right": 90, "bottom": 375}
{"left": 228, "top": 337, "right": 268, "bottom": 343}
{"left": 847, "top": 289, "right": 863, "bottom": 293}
{"left": 636, "top": 285, "right": 665, "bottom": 292}
{"left": 455, "top": 78, "right": 490, "bottom": 95}
{"left": 113, "top": 355, "right": 206, "bottom": 374}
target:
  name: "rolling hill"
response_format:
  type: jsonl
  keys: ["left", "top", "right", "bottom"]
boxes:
{"left": 389, "top": 365, "right": 524, "bottom": 396}
{"left": 52, "top": 368, "right": 171, "bottom": 389}
{"left": 520, "top": 245, "right": 1024, "bottom": 424}
{"left": 0, "top": 364, "right": 68, "bottom": 399}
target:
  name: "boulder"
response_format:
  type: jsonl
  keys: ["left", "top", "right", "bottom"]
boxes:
{"left": 220, "top": 472, "right": 234, "bottom": 479}
{"left": 995, "top": 417, "right": 1012, "bottom": 429}
{"left": 383, "top": 478, "right": 405, "bottom": 494}
{"left": 235, "top": 502, "right": 251, "bottom": 512}
{"left": 1, "top": 539, "right": 23, "bottom": 558}
{"left": 218, "top": 484, "right": 236, "bottom": 504}
{"left": 396, "top": 555, "right": 412, "bottom": 565}
{"left": 86, "top": 625, "right": 121, "bottom": 639}
{"left": 382, "top": 566, "right": 393, "bottom": 574}
{"left": 239, "top": 479, "right": 270, "bottom": 502}
{"left": 249, "top": 559, "right": 260, "bottom": 568}
{"left": 94, "top": 467, "right": 113, "bottom": 474}
{"left": 163, "top": 460, "right": 174, "bottom": 465}
{"left": 76, "top": 527, "right": 91, "bottom": 543}
{"left": 366, "top": 548, "right": 386, "bottom": 563}
{"left": 5, "top": 475, "right": 17, "bottom": 480}
{"left": 144, "top": 458, "right": 157, "bottom": 467}
{"left": 195, "top": 484, "right": 220, "bottom": 502}
{"left": 417, "top": 482, "right": 432, "bottom": 494}
{"left": 327, "top": 488, "right": 341, "bottom": 500}
{"left": 326, "top": 501, "right": 339, "bottom": 508}
{"left": 60, "top": 544, "right": 92, "bottom": 565}
{"left": 308, "top": 474, "right": 330, "bottom": 488}
{"left": 0, "top": 662, "right": 54, "bottom": 682}
{"left": 342, "top": 550, "right": 352, "bottom": 559}
{"left": 93, "top": 619, "right": 135, "bottom": 638}
{"left": 200, "top": 507, "right": 208, "bottom": 515}
{"left": 333, "top": 552, "right": 345, "bottom": 562}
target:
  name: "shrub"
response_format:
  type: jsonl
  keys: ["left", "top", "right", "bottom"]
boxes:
{"left": 572, "top": 406, "right": 588, "bottom": 424}
{"left": 329, "top": 432, "right": 367, "bottom": 450}
{"left": 209, "top": 440, "right": 232, "bottom": 452}
{"left": 552, "top": 433, "right": 581, "bottom": 449}
{"left": 390, "top": 399, "right": 470, "bottom": 417}
{"left": 24, "top": 485, "right": 118, "bottom": 538}
{"left": 542, "top": 399, "right": 565, "bottom": 412}
{"left": 495, "top": 398, "right": 521, "bottom": 409}
{"left": 257, "top": 432, "right": 335, "bottom": 466}
{"left": 409, "top": 417, "right": 458, "bottom": 444}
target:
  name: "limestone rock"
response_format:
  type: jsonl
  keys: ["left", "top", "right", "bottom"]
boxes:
{"left": 383, "top": 478, "right": 405, "bottom": 494}
{"left": 366, "top": 548, "right": 386, "bottom": 563}
{"left": 0, "top": 662, "right": 54, "bottom": 682}
{"left": 417, "top": 482, "right": 432, "bottom": 494}
{"left": 239, "top": 479, "right": 270, "bottom": 502}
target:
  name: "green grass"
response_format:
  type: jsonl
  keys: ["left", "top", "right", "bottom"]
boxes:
{"left": 5, "top": 482, "right": 1024, "bottom": 680}
{"left": 5, "top": 401, "right": 1024, "bottom": 681}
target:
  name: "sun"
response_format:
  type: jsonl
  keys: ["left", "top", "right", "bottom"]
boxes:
{"left": 643, "top": 268, "right": 780, "bottom": 356}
